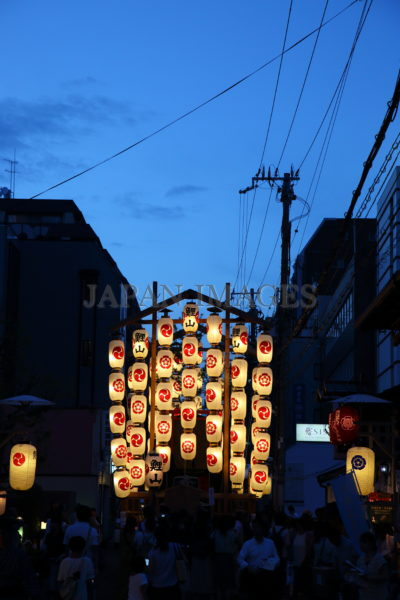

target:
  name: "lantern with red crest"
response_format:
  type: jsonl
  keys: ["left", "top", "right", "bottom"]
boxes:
{"left": 329, "top": 406, "right": 359, "bottom": 445}
{"left": 252, "top": 368, "right": 259, "bottom": 392}
{"left": 206, "top": 446, "right": 223, "bottom": 474}
{"left": 230, "top": 391, "right": 247, "bottom": 421}
{"left": 229, "top": 456, "right": 246, "bottom": 485}
{"left": 131, "top": 363, "right": 148, "bottom": 392}
{"left": 155, "top": 414, "right": 172, "bottom": 443}
{"left": 196, "top": 342, "right": 203, "bottom": 365}
{"left": 183, "top": 303, "right": 199, "bottom": 333}
{"left": 113, "top": 468, "right": 131, "bottom": 498}
{"left": 206, "top": 349, "right": 224, "bottom": 377}
{"left": 111, "top": 437, "right": 128, "bottom": 467}
{"left": 156, "top": 445, "right": 171, "bottom": 472}
{"left": 180, "top": 401, "right": 197, "bottom": 429}
{"left": 145, "top": 452, "right": 164, "bottom": 488}
{"left": 181, "top": 368, "right": 198, "bottom": 398}
{"left": 129, "top": 458, "right": 146, "bottom": 487}
{"left": 127, "top": 426, "right": 147, "bottom": 456}
{"left": 109, "top": 405, "right": 126, "bottom": 434}
{"left": 230, "top": 424, "right": 246, "bottom": 453}
{"left": 156, "top": 350, "right": 174, "bottom": 378}
{"left": 254, "top": 367, "right": 273, "bottom": 396}
{"left": 109, "top": 371, "right": 125, "bottom": 401}
{"left": 231, "top": 359, "right": 248, "bottom": 389}
{"left": 205, "top": 381, "right": 223, "bottom": 410}
{"left": 129, "top": 394, "right": 147, "bottom": 423}
{"left": 250, "top": 464, "right": 269, "bottom": 494}
{"left": 180, "top": 433, "right": 197, "bottom": 460}
{"left": 109, "top": 340, "right": 125, "bottom": 369}
{"left": 232, "top": 325, "right": 248, "bottom": 354}
{"left": 254, "top": 400, "right": 272, "bottom": 428}
{"left": 132, "top": 329, "right": 149, "bottom": 359}
{"left": 253, "top": 431, "right": 271, "bottom": 460}
{"left": 257, "top": 334, "right": 273, "bottom": 363}
{"left": 182, "top": 337, "right": 199, "bottom": 366}
{"left": 206, "top": 414, "right": 223, "bottom": 443}
{"left": 9, "top": 444, "right": 37, "bottom": 491}
{"left": 206, "top": 313, "right": 223, "bottom": 345}
{"left": 155, "top": 381, "right": 173, "bottom": 410}
{"left": 157, "top": 317, "right": 174, "bottom": 346}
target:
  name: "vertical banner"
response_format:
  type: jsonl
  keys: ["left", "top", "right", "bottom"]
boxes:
{"left": 330, "top": 472, "right": 370, "bottom": 553}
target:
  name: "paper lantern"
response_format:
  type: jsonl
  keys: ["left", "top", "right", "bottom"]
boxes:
{"left": 183, "top": 303, "right": 199, "bottom": 333}
{"left": 229, "top": 456, "right": 246, "bottom": 485}
{"left": 253, "top": 431, "right": 271, "bottom": 460}
{"left": 180, "top": 400, "right": 197, "bottom": 429}
{"left": 171, "top": 378, "right": 182, "bottom": 399}
{"left": 230, "top": 424, "right": 246, "bottom": 453}
{"left": 346, "top": 447, "right": 375, "bottom": 495}
{"left": 230, "top": 391, "right": 247, "bottom": 421}
{"left": 157, "top": 318, "right": 174, "bottom": 346}
{"left": 127, "top": 426, "right": 146, "bottom": 455}
{"left": 182, "top": 336, "right": 199, "bottom": 366}
{"left": 132, "top": 329, "right": 149, "bottom": 359}
{"left": 145, "top": 452, "right": 164, "bottom": 487}
{"left": 250, "top": 464, "right": 269, "bottom": 493}
{"left": 231, "top": 359, "right": 248, "bottom": 388}
{"left": 264, "top": 476, "right": 272, "bottom": 495}
{"left": 254, "top": 400, "right": 272, "bottom": 428}
{"left": 129, "top": 459, "right": 146, "bottom": 487}
{"left": 206, "top": 414, "right": 223, "bottom": 443}
{"left": 156, "top": 445, "right": 171, "bottom": 472}
{"left": 329, "top": 407, "right": 359, "bottom": 445}
{"left": 0, "top": 491, "right": 6, "bottom": 516}
{"left": 207, "top": 314, "right": 223, "bottom": 344}
{"left": 205, "top": 381, "right": 223, "bottom": 410}
{"left": 9, "top": 444, "right": 37, "bottom": 491}
{"left": 232, "top": 325, "right": 248, "bottom": 354}
{"left": 129, "top": 394, "right": 147, "bottom": 423}
{"left": 173, "top": 355, "right": 183, "bottom": 372}
{"left": 251, "top": 395, "right": 260, "bottom": 418}
{"left": 250, "top": 450, "right": 264, "bottom": 466}
{"left": 197, "top": 343, "right": 203, "bottom": 365}
{"left": 109, "top": 340, "right": 125, "bottom": 369}
{"left": 252, "top": 368, "right": 259, "bottom": 392}
{"left": 109, "top": 405, "right": 126, "bottom": 434}
{"left": 109, "top": 371, "right": 125, "bottom": 401}
{"left": 180, "top": 433, "right": 197, "bottom": 460}
{"left": 113, "top": 468, "right": 131, "bottom": 498}
{"left": 155, "top": 381, "right": 173, "bottom": 410}
{"left": 206, "top": 446, "right": 223, "bottom": 473}
{"left": 131, "top": 362, "right": 148, "bottom": 392}
{"left": 111, "top": 437, "right": 128, "bottom": 467}
{"left": 156, "top": 350, "right": 174, "bottom": 378}
{"left": 254, "top": 367, "right": 273, "bottom": 396}
{"left": 251, "top": 424, "right": 263, "bottom": 445}
{"left": 257, "top": 334, "right": 273, "bottom": 363}
{"left": 206, "top": 349, "right": 224, "bottom": 377}
{"left": 155, "top": 413, "right": 172, "bottom": 443}
{"left": 182, "top": 368, "right": 198, "bottom": 398}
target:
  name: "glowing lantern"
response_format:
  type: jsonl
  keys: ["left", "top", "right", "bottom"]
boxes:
{"left": 206, "top": 349, "right": 224, "bottom": 377}
{"left": 183, "top": 303, "right": 199, "bottom": 333}
{"left": 250, "top": 464, "right": 269, "bottom": 493}
{"left": 131, "top": 363, "right": 148, "bottom": 392}
{"left": 157, "top": 350, "right": 174, "bottom": 378}
{"left": 329, "top": 407, "right": 359, "bottom": 445}
{"left": 251, "top": 395, "right": 260, "bottom": 417}
{"left": 109, "top": 340, "right": 125, "bottom": 369}
{"left": 155, "top": 413, "right": 172, "bottom": 443}
{"left": 251, "top": 423, "right": 262, "bottom": 445}
{"left": 180, "top": 400, "right": 197, "bottom": 429}
{"left": 264, "top": 476, "right": 272, "bottom": 495}
{"left": 250, "top": 450, "right": 263, "bottom": 466}
{"left": 252, "top": 368, "right": 259, "bottom": 392}
{"left": 232, "top": 325, "right": 248, "bottom": 354}
{"left": 257, "top": 334, "right": 273, "bottom": 363}
{"left": 206, "top": 414, "right": 223, "bottom": 443}
{"left": 132, "top": 329, "right": 149, "bottom": 359}
{"left": 231, "top": 359, "right": 248, "bottom": 388}
{"left": 127, "top": 366, "right": 134, "bottom": 391}
{"left": 207, "top": 314, "right": 223, "bottom": 344}
{"left": 230, "top": 391, "right": 247, "bottom": 421}
{"left": 229, "top": 456, "right": 246, "bottom": 485}
{"left": 111, "top": 437, "right": 128, "bottom": 467}
{"left": 157, "top": 317, "right": 174, "bottom": 346}
{"left": 113, "top": 468, "right": 131, "bottom": 498}
{"left": 182, "top": 368, "right": 198, "bottom": 398}
{"left": 155, "top": 381, "right": 173, "bottom": 410}
{"left": 196, "top": 342, "right": 203, "bottom": 365}
{"left": 254, "top": 400, "right": 272, "bottom": 428}
{"left": 346, "top": 447, "right": 375, "bottom": 496}
{"left": 182, "top": 337, "right": 199, "bottom": 366}
{"left": 129, "top": 459, "right": 146, "bottom": 487}
{"left": 230, "top": 424, "right": 246, "bottom": 453}
{"left": 206, "top": 446, "right": 223, "bottom": 474}
{"left": 145, "top": 452, "right": 164, "bottom": 488}
{"left": 180, "top": 433, "right": 197, "bottom": 460}
{"left": 253, "top": 431, "right": 271, "bottom": 460}
{"left": 109, "top": 405, "right": 126, "bottom": 434}
{"left": 9, "top": 444, "right": 37, "bottom": 491}
{"left": 129, "top": 394, "right": 147, "bottom": 424}
{"left": 205, "top": 381, "right": 223, "bottom": 410}
{"left": 109, "top": 371, "right": 125, "bottom": 401}
{"left": 127, "top": 427, "right": 146, "bottom": 455}
{"left": 254, "top": 367, "right": 273, "bottom": 396}
{"left": 171, "top": 379, "right": 182, "bottom": 399}
{"left": 0, "top": 491, "right": 6, "bottom": 516}
{"left": 156, "top": 445, "right": 171, "bottom": 472}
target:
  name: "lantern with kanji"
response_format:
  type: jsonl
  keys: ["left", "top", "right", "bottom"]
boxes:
{"left": 9, "top": 444, "right": 37, "bottom": 491}
{"left": 183, "top": 303, "right": 199, "bottom": 333}
{"left": 253, "top": 431, "right": 271, "bottom": 460}
{"left": 128, "top": 427, "right": 146, "bottom": 455}
{"left": 231, "top": 359, "right": 248, "bottom": 388}
{"left": 180, "top": 401, "right": 197, "bottom": 429}
{"left": 257, "top": 334, "right": 273, "bottom": 363}
{"left": 206, "top": 349, "right": 224, "bottom": 377}
{"left": 346, "top": 447, "right": 375, "bottom": 496}
{"left": 113, "top": 468, "right": 131, "bottom": 498}
{"left": 229, "top": 456, "right": 246, "bottom": 485}
{"left": 109, "top": 405, "right": 126, "bottom": 434}
{"left": 232, "top": 325, "right": 248, "bottom": 354}
{"left": 131, "top": 363, "right": 148, "bottom": 392}
{"left": 205, "top": 381, "right": 223, "bottom": 410}
{"left": 230, "top": 424, "right": 246, "bottom": 453}
{"left": 156, "top": 445, "right": 171, "bottom": 472}
{"left": 132, "top": 329, "right": 149, "bottom": 358}
{"left": 129, "top": 395, "right": 147, "bottom": 423}
{"left": 145, "top": 452, "right": 164, "bottom": 488}
{"left": 180, "top": 432, "right": 197, "bottom": 460}
{"left": 155, "top": 381, "right": 173, "bottom": 410}
{"left": 206, "top": 414, "right": 223, "bottom": 443}
{"left": 254, "top": 399, "right": 272, "bottom": 428}
{"left": 155, "top": 414, "right": 172, "bottom": 443}
{"left": 230, "top": 391, "right": 247, "bottom": 421}
{"left": 182, "top": 337, "right": 199, "bottom": 366}
{"left": 157, "top": 318, "right": 174, "bottom": 346}
{"left": 206, "top": 446, "right": 223, "bottom": 474}
{"left": 111, "top": 437, "right": 128, "bottom": 467}
{"left": 250, "top": 464, "right": 269, "bottom": 493}
{"left": 129, "top": 458, "right": 146, "bottom": 487}
{"left": 254, "top": 367, "right": 273, "bottom": 396}
{"left": 206, "top": 313, "right": 222, "bottom": 344}
{"left": 329, "top": 407, "right": 359, "bottom": 445}
{"left": 109, "top": 340, "right": 125, "bottom": 369}
{"left": 182, "top": 368, "right": 198, "bottom": 398}
{"left": 157, "top": 350, "right": 174, "bottom": 378}
{"left": 109, "top": 371, "right": 125, "bottom": 401}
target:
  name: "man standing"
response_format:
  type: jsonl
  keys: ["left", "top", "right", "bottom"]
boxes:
{"left": 63, "top": 505, "right": 100, "bottom": 569}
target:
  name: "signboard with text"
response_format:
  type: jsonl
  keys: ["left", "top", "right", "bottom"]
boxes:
{"left": 296, "top": 423, "right": 330, "bottom": 443}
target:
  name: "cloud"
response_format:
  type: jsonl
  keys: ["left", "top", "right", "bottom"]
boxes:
{"left": 116, "top": 193, "right": 185, "bottom": 220}
{"left": 165, "top": 184, "right": 207, "bottom": 198}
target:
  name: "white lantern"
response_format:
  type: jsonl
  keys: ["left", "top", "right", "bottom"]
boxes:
{"left": 127, "top": 366, "right": 134, "bottom": 391}
{"left": 229, "top": 456, "right": 246, "bottom": 485}
{"left": 254, "top": 400, "right": 272, "bottom": 428}
{"left": 109, "top": 371, "right": 125, "bottom": 401}
{"left": 253, "top": 431, "right": 271, "bottom": 460}
{"left": 145, "top": 452, "right": 164, "bottom": 487}
{"left": 129, "top": 395, "right": 147, "bottom": 423}
{"left": 206, "top": 446, "right": 223, "bottom": 473}
{"left": 155, "top": 413, "right": 172, "bottom": 443}
{"left": 206, "top": 414, "right": 223, "bottom": 443}
{"left": 131, "top": 362, "right": 148, "bottom": 392}
{"left": 109, "top": 405, "right": 126, "bottom": 434}
{"left": 155, "top": 381, "right": 173, "bottom": 410}
{"left": 111, "top": 437, "right": 128, "bottom": 467}
{"left": 0, "top": 491, "right": 6, "bottom": 516}
{"left": 172, "top": 378, "right": 182, "bottom": 399}
{"left": 232, "top": 325, "right": 248, "bottom": 354}
{"left": 250, "top": 450, "right": 263, "bottom": 466}
{"left": 264, "top": 476, "right": 272, "bottom": 495}
{"left": 196, "top": 343, "right": 203, "bottom": 365}
{"left": 157, "top": 350, "right": 174, "bottom": 378}
{"left": 250, "top": 464, "right": 269, "bottom": 493}
{"left": 251, "top": 423, "right": 263, "bottom": 445}
{"left": 180, "top": 400, "right": 197, "bottom": 429}
{"left": 206, "top": 314, "right": 223, "bottom": 345}
{"left": 129, "top": 459, "right": 146, "bottom": 486}
{"left": 132, "top": 329, "right": 149, "bottom": 359}
{"left": 346, "top": 447, "right": 375, "bottom": 496}
{"left": 182, "top": 336, "right": 199, "bottom": 366}
{"left": 230, "top": 391, "right": 247, "bottom": 420}
{"left": 252, "top": 368, "right": 259, "bottom": 392}
{"left": 205, "top": 381, "right": 223, "bottom": 410}
{"left": 9, "top": 444, "right": 37, "bottom": 491}
{"left": 251, "top": 395, "right": 260, "bottom": 418}
{"left": 257, "top": 334, "right": 273, "bottom": 363}
{"left": 109, "top": 340, "right": 125, "bottom": 369}
{"left": 127, "top": 426, "right": 146, "bottom": 455}
{"left": 113, "top": 468, "right": 131, "bottom": 498}
{"left": 230, "top": 424, "right": 246, "bottom": 453}
{"left": 182, "top": 368, "right": 198, "bottom": 398}
{"left": 156, "top": 445, "right": 172, "bottom": 473}
{"left": 157, "top": 318, "right": 174, "bottom": 346}
{"left": 183, "top": 303, "right": 199, "bottom": 333}
{"left": 255, "top": 367, "right": 273, "bottom": 396}
{"left": 231, "top": 359, "right": 248, "bottom": 388}
{"left": 180, "top": 432, "right": 197, "bottom": 460}
{"left": 206, "top": 349, "right": 224, "bottom": 377}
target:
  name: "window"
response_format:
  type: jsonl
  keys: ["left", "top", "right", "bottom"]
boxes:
{"left": 326, "top": 293, "right": 353, "bottom": 338}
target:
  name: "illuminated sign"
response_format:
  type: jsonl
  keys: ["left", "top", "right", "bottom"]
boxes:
{"left": 296, "top": 424, "right": 330, "bottom": 442}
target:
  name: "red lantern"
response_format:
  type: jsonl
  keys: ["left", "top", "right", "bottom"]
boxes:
{"left": 329, "top": 407, "right": 359, "bottom": 445}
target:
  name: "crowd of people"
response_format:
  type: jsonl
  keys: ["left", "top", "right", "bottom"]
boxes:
{"left": 0, "top": 501, "right": 399, "bottom": 600}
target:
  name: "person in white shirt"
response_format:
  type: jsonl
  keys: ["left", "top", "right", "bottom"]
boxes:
{"left": 63, "top": 505, "right": 100, "bottom": 567}
{"left": 57, "top": 536, "right": 95, "bottom": 600}
{"left": 128, "top": 555, "right": 149, "bottom": 600}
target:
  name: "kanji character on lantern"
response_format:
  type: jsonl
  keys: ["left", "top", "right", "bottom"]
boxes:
{"left": 109, "top": 340, "right": 125, "bottom": 369}
{"left": 145, "top": 452, "right": 164, "bottom": 488}
{"left": 132, "top": 329, "right": 149, "bottom": 359}
{"left": 232, "top": 325, "right": 248, "bottom": 354}
{"left": 183, "top": 303, "right": 199, "bottom": 333}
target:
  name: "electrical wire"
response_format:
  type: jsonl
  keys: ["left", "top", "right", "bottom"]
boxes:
{"left": 258, "top": 227, "right": 282, "bottom": 289}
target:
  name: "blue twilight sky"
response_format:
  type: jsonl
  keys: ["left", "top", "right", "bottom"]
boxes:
{"left": 1, "top": 0, "right": 399, "bottom": 312}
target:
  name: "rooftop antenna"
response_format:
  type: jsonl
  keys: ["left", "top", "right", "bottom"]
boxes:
{"left": 3, "top": 150, "right": 18, "bottom": 198}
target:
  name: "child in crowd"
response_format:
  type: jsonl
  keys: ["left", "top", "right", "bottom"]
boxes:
{"left": 57, "top": 536, "right": 95, "bottom": 600}
{"left": 128, "top": 555, "right": 149, "bottom": 600}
